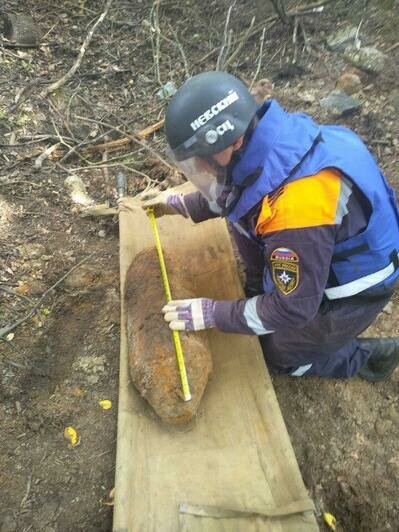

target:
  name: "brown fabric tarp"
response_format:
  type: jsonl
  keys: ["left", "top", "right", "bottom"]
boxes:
{"left": 113, "top": 184, "right": 319, "bottom": 532}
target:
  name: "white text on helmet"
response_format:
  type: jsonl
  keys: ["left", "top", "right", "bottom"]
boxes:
{"left": 190, "top": 91, "right": 239, "bottom": 132}
{"left": 216, "top": 119, "right": 235, "bottom": 135}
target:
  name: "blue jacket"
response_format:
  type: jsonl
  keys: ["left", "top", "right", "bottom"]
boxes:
{"left": 228, "top": 100, "right": 399, "bottom": 299}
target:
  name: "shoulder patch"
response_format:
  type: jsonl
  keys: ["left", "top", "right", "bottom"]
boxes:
{"left": 270, "top": 248, "right": 299, "bottom": 295}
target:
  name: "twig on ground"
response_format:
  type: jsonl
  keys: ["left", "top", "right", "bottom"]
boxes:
{"left": 20, "top": 474, "right": 32, "bottom": 508}
{"left": 354, "top": 19, "right": 363, "bottom": 50}
{"left": 216, "top": 2, "right": 236, "bottom": 70}
{"left": 120, "top": 165, "right": 159, "bottom": 187}
{"left": 50, "top": 117, "right": 73, "bottom": 150}
{"left": 224, "top": 16, "right": 256, "bottom": 69}
{"left": 385, "top": 41, "right": 399, "bottom": 53}
{"left": 137, "top": 119, "right": 165, "bottom": 139}
{"left": 202, "top": 19, "right": 273, "bottom": 66}
{"left": 292, "top": 16, "right": 299, "bottom": 64}
{"left": 59, "top": 114, "right": 163, "bottom": 163}
{"left": 40, "top": 0, "right": 114, "bottom": 98}
{"left": 0, "top": 136, "right": 59, "bottom": 148}
{"left": 68, "top": 161, "right": 154, "bottom": 182}
{"left": 170, "top": 27, "right": 190, "bottom": 79}
{"left": 76, "top": 115, "right": 173, "bottom": 171}
{"left": 266, "top": 46, "right": 283, "bottom": 70}
{"left": 0, "top": 254, "right": 95, "bottom": 339}
{"left": 0, "top": 134, "right": 77, "bottom": 149}
{"left": 269, "top": 0, "right": 289, "bottom": 25}
{"left": 250, "top": 27, "right": 266, "bottom": 90}
{"left": 149, "top": 0, "right": 162, "bottom": 87}
{"left": 3, "top": 149, "right": 43, "bottom": 171}
{"left": 0, "top": 179, "right": 41, "bottom": 188}
{"left": 198, "top": 0, "right": 331, "bottom": 66}
{"left": 299, "top": 18, "right": 312, "bottom": 54}
{"left": 85, "top": 137, "right": 131, "bottom": 153}
{"left": 0, "top": 286, "right": 34, "bottom": 304}
{"left": 109, "top": 19, "right": 139, "bottom": 29}
{"left": 50, "top": 115, "right": 92, "bottom": 166}
{"left": 82, "top": 119, "right": 165, "bottom": 155}
{"left": 34, "top": 142, "right": 62, "bottom": 170}
{"left": 102, "top": 149, "right": 110, "bottom": 194}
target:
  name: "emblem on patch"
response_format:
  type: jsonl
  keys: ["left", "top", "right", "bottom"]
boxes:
{"left": 270, "top": 248, "right": 299, "bottom": 295}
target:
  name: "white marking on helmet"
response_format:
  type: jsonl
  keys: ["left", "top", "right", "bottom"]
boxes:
{"left": 216, "top": 119, "right": 235, "bottom": 135}
{"left": 190, "top": 90, "right": 239, "bottom": 131}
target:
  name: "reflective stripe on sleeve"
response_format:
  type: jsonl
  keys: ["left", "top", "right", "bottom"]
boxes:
{"left": 208, "top": 199, "right": 223, "bottom": 214}
{"left": 291, "top": 363, "right": 313, "bottom": 376}
{"left": 334, "top": 176, "right": 352, "bottom": 224}
{"left": 325, "top": 254, "right": 398, "bottom": 300}
{"left": 191, "top": 299, "right": 205, "bottom": 330}
{"left": 243, "top": 296, "right": 274, "bottom": 335}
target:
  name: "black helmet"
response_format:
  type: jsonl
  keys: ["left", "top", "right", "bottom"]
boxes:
{"left": 165, "top": 71, "right": 257, "bottom": 161}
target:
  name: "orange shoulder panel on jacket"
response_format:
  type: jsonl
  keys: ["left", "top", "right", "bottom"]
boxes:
{"left": 255, "top": 168, "right": 342, "bottom": 235}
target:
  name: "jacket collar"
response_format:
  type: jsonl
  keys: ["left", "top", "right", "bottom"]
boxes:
{"left": 231, "top": 99, "right": 321, "bottom": 192}
{"left": 227, "top": 100, "right": 322, "bottom": 222}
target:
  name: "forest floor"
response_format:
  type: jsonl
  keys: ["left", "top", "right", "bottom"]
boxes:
{"left": 0, "top": 1, "right": 398, "bottom": 531}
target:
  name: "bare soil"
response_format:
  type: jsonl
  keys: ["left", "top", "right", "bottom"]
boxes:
{"left": 0, "top": 1, "right": 398, "bottom": 531}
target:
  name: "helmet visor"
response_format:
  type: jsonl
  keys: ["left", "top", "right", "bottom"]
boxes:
{"left": 168, "top": 148, "right": 229, "bottom": 203}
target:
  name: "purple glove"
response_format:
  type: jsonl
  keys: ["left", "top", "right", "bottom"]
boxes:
{"left": 166, "top": 194, "right": 189, "bottom": 218}
{"left": 162, "top": 298, "right": 216, "bottom": 331}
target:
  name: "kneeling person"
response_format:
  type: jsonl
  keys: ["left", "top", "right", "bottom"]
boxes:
{"left": 144, "top": 71, "right": 399, "bottom": 381}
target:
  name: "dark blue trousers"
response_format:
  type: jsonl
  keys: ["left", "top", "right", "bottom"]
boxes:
{"left": 258, "top": 295, "right": 391, "bottom": 378}
{"left": 231, "top": 225, "right": 392, "bottom": 378}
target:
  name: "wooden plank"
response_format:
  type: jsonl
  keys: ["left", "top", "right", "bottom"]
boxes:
{"left": 113, "top": 186, "right": 318, "bottom": 532}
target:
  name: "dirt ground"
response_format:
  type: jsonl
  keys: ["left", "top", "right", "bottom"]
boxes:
{"left": 0, "top": 1, "right": 398, "bottom": 531}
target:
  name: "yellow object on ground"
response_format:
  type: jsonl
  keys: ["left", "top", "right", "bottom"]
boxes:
{"left": 99, "top": 400, "right": 112, "bottom": 410}
{"left": 64, "top": 426, "right": 79, "bottom": 447}
{"left": 323, "top": 512, "right": 337, "bottom": 530}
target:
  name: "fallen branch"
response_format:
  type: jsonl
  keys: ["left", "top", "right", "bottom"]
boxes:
{"left": 0, "top": 254, "right": 95, "bottom": 339}
{"left": 85, "top": 137, "right": 131, "bottom": 154}
{"left": 76, "top": 115, "right": 173, "bottom": 170}
{"left": 59, "top": 115, "right": 139, "bottom": 163}
{"left": 137, "top": 118, "right": 165, "bottom": 139}
{"left": 40, "top": 0, "right": 113, "bottom": 98}
{"left": 83, "top": 119, "right": 165, "bottom": 154}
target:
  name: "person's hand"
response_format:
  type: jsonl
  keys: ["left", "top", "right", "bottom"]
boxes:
{"left": 141, "top": 191, "right": 189, "bottom": 218}
{"left": 162, "top": 298, "right": 215, "bottom": 331}
{"left": 141, "top": 190, "right": 176, "bottom": 217}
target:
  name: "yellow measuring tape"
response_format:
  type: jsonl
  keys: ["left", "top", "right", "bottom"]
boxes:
{"left": 147, "top": 208, "right": 192, "bottom": 402}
